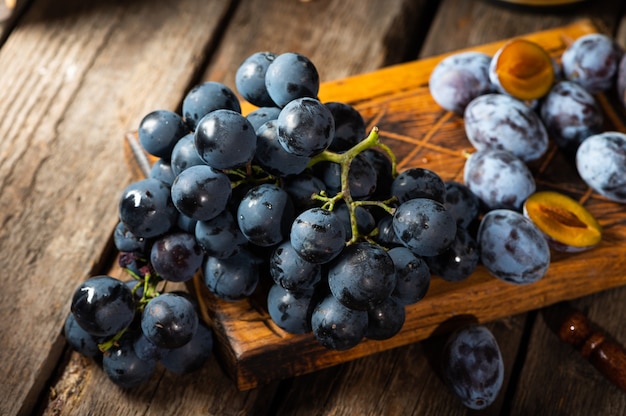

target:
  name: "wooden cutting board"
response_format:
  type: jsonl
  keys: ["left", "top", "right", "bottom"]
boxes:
{"left": 124, "top": 19, "right": 626, "bottom": 390}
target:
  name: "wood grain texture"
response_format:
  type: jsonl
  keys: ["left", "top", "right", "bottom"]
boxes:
{"left": 203, "top": 20, "right": 626, "bottom": 391}
{"left": 0, "top": 0, "right": 235, "bottom": 415}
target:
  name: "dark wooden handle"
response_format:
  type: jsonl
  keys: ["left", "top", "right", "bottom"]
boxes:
{"left": 558, "top": 310, "right": 626, "bottom": 392}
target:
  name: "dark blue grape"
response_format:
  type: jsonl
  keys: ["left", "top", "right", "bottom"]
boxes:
{"left": 235, "top": 51, "right": 277, "bottom": 107}
{"left": 276, "top": 97, "right": 335, "bottom": 157}
{"left": 194, "top": 109, "right": 257, "bottom": 169}
{"left": 393, "top": 198, "right": 456, "bottom": 257}
{"left": 102, "top": 333, "right": 156, "bottom": 389}
{"left": 328, "top": 242, "right": 395, "bottom": 310}
{"left": 463, "top": 149, "right": 535, "bottom": 211}
{"left": 113, "top": 221, "right": 147, "bottom": 253}
{"left": 138, "top": 109, "right": 189, "bottom": 159}
{"left": 311, "top": 294, "right": 368, "bottom": 351}
{"left": 150, "top": 232, "right": 204, "bottom": 282}
{"left": 170, "top": 132, "right": 206, "bottom": 176}
{"left": 176, "top": 212, "right": 197, "bottom": 234}
{"left": 160, "top": 323, "right": 214, "bottom": 374}
{"left": 441, "top": 325, "right": 504, "bottom": 410}
{"left": 237, "top": 183, "right": 295, "bottom": 247}
{"left": 365, "top": 296, "right": 405, "bottom": 341}
{"left": 149, "top": 159, "right": 176, "bottom": 187}
{"left": 282, "top": 173, "right": 326, "bottom": 211}
{"left": 267, "top": 284, "right": 315, "bottom": 334}
{"left": 576, "top": 131, "right": 626, "bottom": 203}
{"left": 203, "top": 249, "right": 260, "bottom": 301}
{"left": 290, "top": 208, "right": 346, "bottom": 264}
{"left": 478, "top": 209, "right": 550, "bottom": 285}
{"left": 313, "top": 153, "right": 377, "bottom": 199}
{"left": 141, "top": 293, "right": 198, "bottom": 349}
{"left": 64, "top": 313, "right": 102, "bottom": 359}
{"left": 265, "top": 52, "right": 319, "bottom": 107}
{"left": 388, "top": 246, "right": 430, "bottom": 306}
{"left": 333, "top": 203, "right": 376, "bottom": 240}
{"left": 70, "top": 275, "right": 135, "bottom": 338}
{"left": 270, "top": 241, "right": 321, "bottom": 292}
{"left": 170, "top": 164, "right": 231, "bottom": 222}
{"left": 325, "top": 101, "right": 366, "bottom": 152}
{"left": 254, "top": 120, "right": 310, "bottom": 176}
{"left": 392, "top": 167, "right": 446, "bottom": 204}
{"left": 363, "top": 149, "right": 394, "bottom": 202}
{"left": 133, "top": 332, "right": 166, "bottom": 361}
{"left": 425, "top": 225, "right": 479, "bottom": 282}
{"left": 374, "top": 214, "right": 403, "bottom": 248}
{"left": 246, "top": 106, "right": 282, "bottom": 132}
{"left": 182, "top": 81, "right": 241, "bottom": 130}
{"left": 195, "top": 210, "right": 247, "bottom": 258}
{"left": 443, "top": 181, "right": 480, "bottom": 229}
{"left": 118, "top": 178, "right": 177, "bottom": 239}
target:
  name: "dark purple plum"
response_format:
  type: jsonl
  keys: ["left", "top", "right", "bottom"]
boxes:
{"left": 429, "top": 51, "right": 493, "bottom": 114}
{"left": 463, "top": 93, "right": 548, "bottom": 162}
{"left": 576, "top": 131, "right": 626, "bottom": 203}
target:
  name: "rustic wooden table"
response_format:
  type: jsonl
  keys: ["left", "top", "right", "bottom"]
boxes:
{"left": 1, "top": 0, "right": 625, "bottom": 415}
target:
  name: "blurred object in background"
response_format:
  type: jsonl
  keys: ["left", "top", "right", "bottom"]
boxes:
{"left": 0, "top": 0, "right": 16, "bottom": 22}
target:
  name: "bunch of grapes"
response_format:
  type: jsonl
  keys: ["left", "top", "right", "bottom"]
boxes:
{"left": 65, "top": 50, "right": 484, "bottom": 389}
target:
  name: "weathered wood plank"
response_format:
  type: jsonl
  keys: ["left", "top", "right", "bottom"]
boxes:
{"left": 0, "top": 0, "right": 236, "bottom": 415}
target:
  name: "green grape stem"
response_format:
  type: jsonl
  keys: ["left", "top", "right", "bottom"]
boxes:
{"left": 308, "top": 126, "right": 399, "bottom": 245}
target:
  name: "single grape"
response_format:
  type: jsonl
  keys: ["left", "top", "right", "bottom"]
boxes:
{"left": 362, "top": 148, "right": 394, "bottom": 202}
{"left": 194, "top": 109, "right": 257, "bottom": 169}
{"left": 149, "top": 158, "right": 176, "bottom": 187}
{"left": 374, "top": 214, "right": 403, "bottom": 248}
{"left": 576, "top": 131, "right": 626, "bottom": 203}
{"left": 267, "top": 284, "right": 315, "bottom": 334}
{"left": 270, "top": 241, "right": 321, "bottom": 292}
{"left": 170, "top": 132, "right": 206, "bottom": 176}
{"left": 63, "top": 313, "right": 102, "bottom": 359}
{"left": 235, "top": 51, "right": 277, "bottom": 107}
{"left": 325, "top": 101, "right": 366, "bottom": 152}
{"left": 182, "top": 81, "right": 241, "bottom": 130}
{"left": 282, "top": 173, "right": 326, "bottom": 211}
{"left": 540, "top": 80, "right": 603, "bottom": 154}
{"left": 203, "top": 249, "right": 260, "bottom": 301}
{"left": 133, "top": 332, "right": 167, "bottom": 362}
{"left": 443, "top": 181, "right": 481, "bottom": 229}
{"left": 246, "top": 106, "right": 282, "bottom": 132}
{"left": 428, "top": 51, "right": 493, "bottom": 114}
{"left": 176, "top": 212, "right": 197, "bottom": 234}
{"left": 103, "top": 333, "right": 156, "bottom": 389}
{"left": 393, "top": 198, "right": 456, "bottom": 257}
{"left": 113, "top": 221, "right": 148, "bottom": 254}
{"left": 276, "top": 97, "right": 335, "bottom": 157}
{"left": 195, "top": 210, "right": 248, "bottom": 259}
{"left": 118, "top": 178, "right": 177, "bottom": 239}
{"left": 463, "top": 93, "right": 548, "bottom": 162}
{"left": 290, "top": 208, "right": 346, "bottom": 264}
{"left": 160, "top": 322, "right": 214, "bottom": 374}
{"left": 478, "top": 209, "right": 550, "bottom": 285}
{"left": 170, "top": 164, "right": 231, "bottom": 222}
{"left": 150, "top": 231, "right": 204, "bottom": 282}
{"left": 328, "top": 242, "right": 396, "bottom": 310}
{"left": 311, "top": 294, "right": 368, "bottom": 351}
{"left": 425, "top": 225, "right": 479, "bottom": 282}
{"left": 388, "top": 246, "right": 430, "bottom": 306}
{"left": 254, "top": 120, "right": 311, "bottom": 177}
{"left": 391, "top": 167, "right": 446, "bottom": 204}
{"left": 333, "top": 203, "right": 376, "bottom": 241}
{"left": 237, "top": 183, "right": 295, "bottom": 247}
{"left": 561, "top": 33, "right": 623, "bottom": 94}
{"left": 265, "top": 52, "right": 320, "bottom": 107}
{"left": 70, "top": 275, "right": 136, "bottom": 338}
{"left": 365, "top": 296, "right": 406, "bottom": 341}
{"left": 463, "top": 149, "right": 535, "bottom": 211}
{"left": 138, "top": 109, "right": 189, "bottom": 159}
{"left": 312, "top": 153, "right": 377, "bottom": 199}
{"left": 141, "top": 292, "right": 199, "bottom": 349}
{"left": 441, "top": 325, "right": 504, "bottom": 410}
